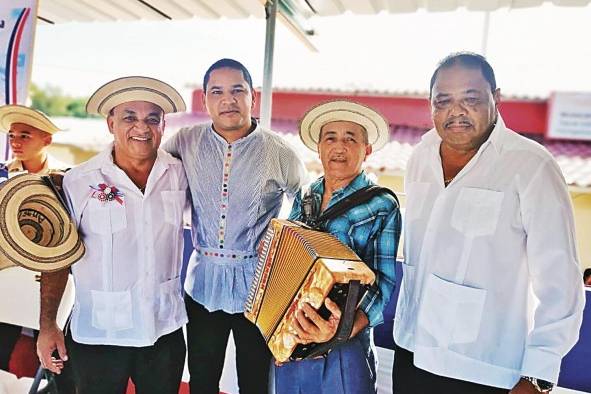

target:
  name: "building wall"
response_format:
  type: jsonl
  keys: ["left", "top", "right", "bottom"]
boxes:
{"left": 192, "top": 89, "right": 548, "bottom": 135}
{"left": 572, "top": 192, "right": 591, "bottom": 270}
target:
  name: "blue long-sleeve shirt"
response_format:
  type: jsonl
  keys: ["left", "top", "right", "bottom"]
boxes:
{"left": 163, "top": 122, "right": 307, "bottom": 313}
{"left": 288, "top": 171, "right": 401, "bottom": 327}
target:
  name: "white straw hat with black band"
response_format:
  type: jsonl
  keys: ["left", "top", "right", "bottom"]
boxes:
{"left": 0, "top": 105, "right": 61, "bottom": 135}
{"left": 86, "top": 76, "right": 186, "bottom": 116}
{"left": 299, "top": 100, "right": 389, "bottom": 152}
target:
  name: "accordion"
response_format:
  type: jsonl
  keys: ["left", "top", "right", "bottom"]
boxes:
{"left": 244, "top": 219, "right": 375, "bottom": 362}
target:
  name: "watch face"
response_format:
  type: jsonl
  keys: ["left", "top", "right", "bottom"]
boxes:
{"left": 524, "top": 376, "right": 554, "bottom": 392}
{"left": 537, "top": 379, "right": 554, "bottom": 391}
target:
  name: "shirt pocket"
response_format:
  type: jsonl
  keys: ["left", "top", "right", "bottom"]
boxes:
{"left": 416, "top": 274, "right": 486, "bottom": 348}
{"left": 90, "top": 289, "right": 133, "bottom": 331}
{"left": 161, "top": 191, "right": 186, "bottom": 226}
{"left": 86, "top": 204, "right": 127, "bottom": 234}
{"left": 157, "top": 276, "right": 183, "bottom": 321}
{"left": 404, "top": 182, "right": 431, "bottom": 222}
{"left": 451, "top": 187, "right": 504, "bottom": 237}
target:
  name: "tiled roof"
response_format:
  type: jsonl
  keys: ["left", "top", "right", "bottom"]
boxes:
{"left": 51, "top": 114, "right": 591, "bottom": 190}
{"left": 277, "top": 120, "right": 591, "bottom": 190}
{"left": 269, "top": 86, "right": 547, "bottom": 102}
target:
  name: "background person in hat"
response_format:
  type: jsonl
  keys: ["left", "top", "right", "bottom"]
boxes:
{"left": 37, "top": 76, "right": 189, "bottom": 394}
{"left": 273, "top": 100, "right": 401, "bottom": 394}
{"left": 0, "top": 104, "right": 68, "bottom": 177}
{"left": 0, "top": 105, "right": 69, "bottom": 373}
{"left": 393, "top": 52, "right": 584, "bottom": 394}
{"left": 162, "top": 58, "right": 307, "bottom": 394}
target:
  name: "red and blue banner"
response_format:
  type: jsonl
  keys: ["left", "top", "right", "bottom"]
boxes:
{"left": 0, "top": 0, "right": 38, "bottom": 159}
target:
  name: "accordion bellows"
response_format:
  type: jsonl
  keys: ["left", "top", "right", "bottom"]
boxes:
{"left": 245, "top": 219, "right": 375, "bottom": 362}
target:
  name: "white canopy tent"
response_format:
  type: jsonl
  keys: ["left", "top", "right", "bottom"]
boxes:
{"left": 36, "top": 0, "right": 591, "bottom": 127}
{"left": 36, "top": 0, "right": 591, "bottom": 23}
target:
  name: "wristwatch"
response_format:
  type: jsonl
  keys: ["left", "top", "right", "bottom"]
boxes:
{"left": 523, "top": 376, "right": 554, "bottom": 392}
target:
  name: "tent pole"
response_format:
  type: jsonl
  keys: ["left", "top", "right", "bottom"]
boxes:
{"left": 261, "top": 0, "right": 277, "bottom": 130}
{"left": 481, "top": 11, "right": 490, "bottom": 57}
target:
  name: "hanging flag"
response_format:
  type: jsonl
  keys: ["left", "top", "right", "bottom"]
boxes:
{"left": 0, "top": 0, "right": 39, "bottom": 160}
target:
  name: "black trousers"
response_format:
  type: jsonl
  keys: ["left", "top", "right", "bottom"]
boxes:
{"left": 393, "top": 344, "right": 508, "bottom": 394}
{"left": 66, "top": 328, "right": 185, "bottom": 394}
{"left": 185, "top": 294, "right": 271, "bottom": 394}
{"left": 0, "top": 323, "right": 21, "bottom": 370}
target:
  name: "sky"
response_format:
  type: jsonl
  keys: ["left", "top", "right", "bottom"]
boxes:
{"left": 30, "top": 2, "right": 591, "bottom": 106}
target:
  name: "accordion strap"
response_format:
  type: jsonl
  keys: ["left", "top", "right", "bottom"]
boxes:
{"left": 315, "top": 185, "right": 399, "bottom": 229}
{"left": 42, "top": 172, "right": 71, "bottom": 216}
{"left": 304, "top": 280, "right": 362, "bottom": 359}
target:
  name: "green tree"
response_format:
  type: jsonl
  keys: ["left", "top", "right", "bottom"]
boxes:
{"left": 29, "top": 83, "right": 95, "bottom": 118}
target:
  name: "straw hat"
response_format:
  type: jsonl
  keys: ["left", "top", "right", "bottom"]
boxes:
{"left": 299, "top": 100, "right": 389, "bottom": 152}
{"left": 0, "top": 105, "right": 61, "bottom": 135}
{"left": 0, "top": 173, "right": 85, "bottom": 272}
{"left": 86, "top": 76, "right": 186, "bottom": 116}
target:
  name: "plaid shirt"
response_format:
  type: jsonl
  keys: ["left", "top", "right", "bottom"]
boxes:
{"left": 288, "top": 171, "right": 401, "bottom": 327}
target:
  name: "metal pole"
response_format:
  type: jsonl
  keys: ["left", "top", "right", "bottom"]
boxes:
{"left": 261, "top": 0, "right": 277, "bottom": 130}
{"left": 481, "top": 11, "right": 490, "bottom": 57}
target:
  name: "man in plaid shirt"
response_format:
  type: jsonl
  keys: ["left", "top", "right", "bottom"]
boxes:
{"left": 273, "top": 100, "right": 401, "bottom": 394}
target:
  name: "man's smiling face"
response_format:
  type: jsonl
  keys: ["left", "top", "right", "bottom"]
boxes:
{"left": 108, "top": 101, "right": 164, "bottom": 162}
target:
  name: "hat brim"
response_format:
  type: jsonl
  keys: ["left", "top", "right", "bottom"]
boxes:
{"left": 0, "top": 105, "right": 61, "bottom": 135}
{"left": 86, "top": 76, "right": 186, "bottom": 116}
{"left": 0, "top": 173, "right": 85, "bottom": 272}
{"left": 299, "top": 100, "right": 389, "bottom": 152}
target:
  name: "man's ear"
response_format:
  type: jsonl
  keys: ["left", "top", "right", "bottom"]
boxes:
{"left": 250, "top": 88, "right": 256, "bottom": 110}
{"left": 364, "top": 144, "right": 373, "bottom": 160}
{"left": 42, "top": 133, "right": 52, "bottom": 147}
{"left": 201, "top": 91, "right": 207, "bottom": 112}
{"left": 493, "top": 88, "right": 501, "bottom": 106}
{"left": 107, "top": 115, "right": 114, "bottom": 134}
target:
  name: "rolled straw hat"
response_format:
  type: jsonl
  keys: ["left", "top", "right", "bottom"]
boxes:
{"left": 0, "top": 173, "right": 85, "bottom": 272}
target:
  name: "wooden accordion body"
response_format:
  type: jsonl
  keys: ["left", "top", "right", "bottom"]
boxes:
{"left": 244, "top": 219, "right": 375, "bottom": 362}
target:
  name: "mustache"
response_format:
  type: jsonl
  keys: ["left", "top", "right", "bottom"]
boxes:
{"left": 444, "top": 117, "right": 473, "bottom": 128}
{"left": 220, "top": 106, "right": 240, "bottom": 113}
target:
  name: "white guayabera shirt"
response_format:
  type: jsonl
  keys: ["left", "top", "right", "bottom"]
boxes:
{"left": 394, "top": 117, "right": 585, "bottom": 389}
{"left": 64, "top": 144, "right": 188, "bottom": 347}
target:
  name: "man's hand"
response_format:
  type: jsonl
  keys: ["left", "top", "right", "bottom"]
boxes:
{"left": 37, "top": 323, "right": 68, "bottom": 374}
{"left": 293, "top": 298, "right": 341, "bottom": 345}
{"left": 509, "top": 378, "right": 543, "bottom": 394}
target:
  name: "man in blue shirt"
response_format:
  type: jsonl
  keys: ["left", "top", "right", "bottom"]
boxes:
{"left": 163, "top": 58, "right": 306, "bottom": 394}
{"left": 273, "top": 100, "right": 401, "bottom": 394}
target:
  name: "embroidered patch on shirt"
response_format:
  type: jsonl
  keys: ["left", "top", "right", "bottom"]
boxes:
{"left": 89, "top": 183, "right": 124, "bottom": 205}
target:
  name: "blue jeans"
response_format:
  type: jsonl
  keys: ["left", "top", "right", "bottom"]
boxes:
{"left": 273, "top": 328, "right": 377, "bottom": 394}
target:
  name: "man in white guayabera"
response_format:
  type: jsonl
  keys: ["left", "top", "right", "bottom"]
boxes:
{"left": 393, "top": 52, "right": 585, "bottom": 394}
{"left": 37, "top": 76, "right": 189, "bottom": 394}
